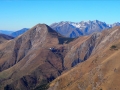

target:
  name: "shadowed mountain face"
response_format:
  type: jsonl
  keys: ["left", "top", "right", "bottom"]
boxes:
{"left": 1, "top": 24, "right": 120, "bottom": 90}
{"left": 48, "top": 26, "right": 120, "bottom": 90}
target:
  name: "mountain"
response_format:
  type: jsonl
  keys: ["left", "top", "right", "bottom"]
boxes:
{"left": 0, "top": 24, "right": 75, "bottom": 90}
{"left": 50, "top": 21, "right": 84, "bottom": 38}
{"left": 11, "top": 28, "right": 29, "bottom": 37}
{"left": 50, "top": 20, "right": 120, "bottom": 38}
{"left": 0, "top": 28, "right": 29, "bottom": 38}
{"left": 48, "top": 26, "right": 120, "bottom": 90}
{"left": 0, "top": 30, "right": 13, "bottom": 35}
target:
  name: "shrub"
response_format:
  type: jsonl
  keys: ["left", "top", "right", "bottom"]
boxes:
{"left": 110, "top": 45, "right": 118, "bottom": 50}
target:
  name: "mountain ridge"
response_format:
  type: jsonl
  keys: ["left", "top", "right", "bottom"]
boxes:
{"left": 0, "top": 30, "right": 13, "bottom": 35}
{"left": 0, "top": 20, "right": 120, "bottom": 38}
{"left": 11, "top": 28, "right": 29, "bottom": 37}
{"left": 50, "top": 20, "right": 120, "bottom": 38}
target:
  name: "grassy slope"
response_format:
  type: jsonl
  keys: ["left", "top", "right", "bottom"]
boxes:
{"left": 48, "top": 37, "right": 120, "bottom": 90}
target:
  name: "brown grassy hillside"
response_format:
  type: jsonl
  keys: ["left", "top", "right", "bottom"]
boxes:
{"left": 48, "top": 26, "right": 120, "bottom": 90}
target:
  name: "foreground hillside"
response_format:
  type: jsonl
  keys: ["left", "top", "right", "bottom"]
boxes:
{"left": 48, "top": 26, "right": 120, "bottom": 90}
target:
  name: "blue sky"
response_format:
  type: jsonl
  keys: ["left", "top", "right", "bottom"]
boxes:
{"left": 0, "top": 0, "right": 120, "bottom": 30}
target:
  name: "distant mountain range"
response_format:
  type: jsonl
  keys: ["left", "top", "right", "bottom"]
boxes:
{"left": 50, "top": 20, "right": 120, "bottom": 38}
{"left": 0, "top": 30, "right": 13, "bottom": 35}
{"left": 0, "top": 20, "right": 120, "bottom": 38}
{"left": 10, "top": 28, "right": 29, "bottom": 37}
{"left": 0, "top": 28, "right": 29, "bottom": 37}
